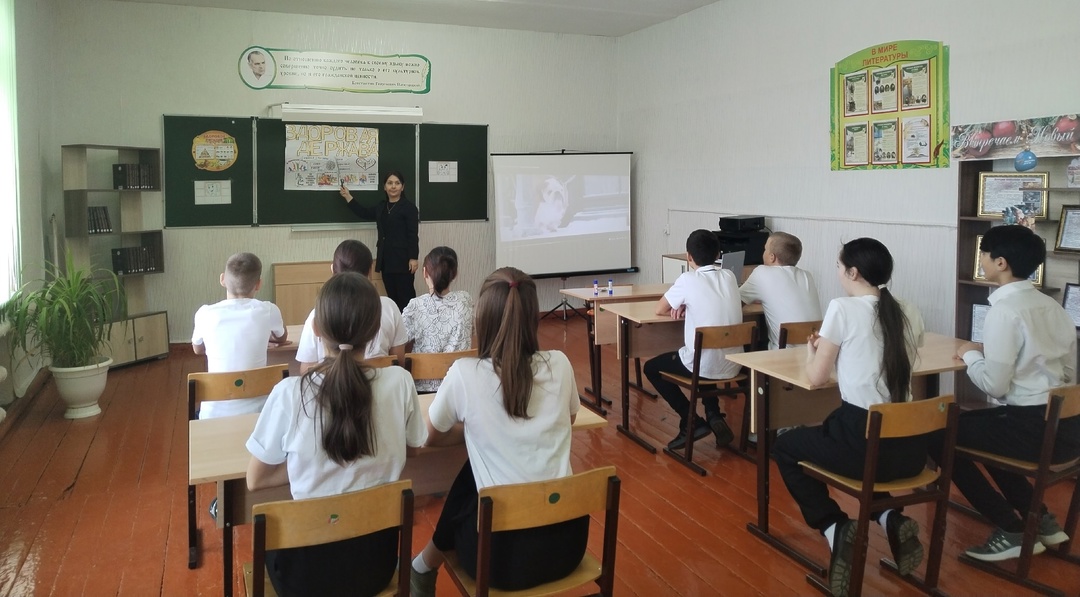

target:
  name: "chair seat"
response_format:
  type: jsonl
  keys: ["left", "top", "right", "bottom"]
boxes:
{"left": 242, "top": 562, "right": 397, "bottom": 597}
{"left": 957, "top": 447, "right": 1080, "bottom": 474}
{"left": 799, "top": 461, "right": 941, "bottom": 493}
{"left": 659, "top": 371, "right": 747, "bottom": 388}
{"left": 442, "top": 550, "right": 601, "bottom": 597}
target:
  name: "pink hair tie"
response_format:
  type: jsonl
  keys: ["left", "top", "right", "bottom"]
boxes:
{"left": 508, "top": 281, "right": 519, "bottom": 288}
{"left": 338, "top": 343, "right": 354, "bottom": 351}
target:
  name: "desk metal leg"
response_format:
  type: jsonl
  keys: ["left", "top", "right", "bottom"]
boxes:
{"left": 615, "top": 317, "right": 657, "bottom": 453}
{"left": 580, "top": 305, "right": 610, "bottom": 415}
{"left": 187, "top": 483, "right": 199, "bottom": 569}
{"left": 630, "top": 357, "right": 657, "bottom": 399}
{"left": 222, "top": 482, "right": 233, "bottom": 597}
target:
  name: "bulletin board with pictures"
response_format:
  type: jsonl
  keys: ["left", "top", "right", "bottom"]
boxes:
{"left": 830, "top": 40, "right": 950, "bottom": 171}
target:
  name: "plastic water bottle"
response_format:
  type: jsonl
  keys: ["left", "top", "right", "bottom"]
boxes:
{"left": 607, "top": 279, "right": 613, "bottom": 295}
{"left": 593, "top": 279, "right": 599, "bottom": 296}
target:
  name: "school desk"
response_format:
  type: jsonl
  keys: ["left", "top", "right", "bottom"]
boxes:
{"left": 724, "top": 332, "right": 968, "bottom": 575}
{"left": 597, "top": 300, "right": 764, "bottom": 453}
{"left": 188, "top": 395, "right": 606, "bottom": 595}
{"left": 265, "top": 324, "right": 304, "bottom": 376}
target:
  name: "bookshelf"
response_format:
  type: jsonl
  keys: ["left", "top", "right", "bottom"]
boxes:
{"left": 61, "top": 144, "right": 169, "bottom": 367}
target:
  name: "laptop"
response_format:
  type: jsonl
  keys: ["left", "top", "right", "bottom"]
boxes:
{"left": 719, "top": 250, "right": 745, "bottom": 285}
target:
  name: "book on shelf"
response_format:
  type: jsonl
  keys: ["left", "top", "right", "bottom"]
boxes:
{"left": 87, "top": 206, "right": 112, "bottom": 234}
{"left": 112, "top": 163, "right": 157, "bottom": 190}
{"left": 111, "top": 245, "right": 158, "bottom": 276}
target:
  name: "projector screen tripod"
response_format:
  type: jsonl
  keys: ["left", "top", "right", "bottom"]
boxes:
{"left": 541, "top": 276, "right": 586, "bottom": 322}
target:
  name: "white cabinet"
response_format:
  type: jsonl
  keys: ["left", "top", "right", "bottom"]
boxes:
{"left": 662, "top": 254, "right": 688, "bottom": 284}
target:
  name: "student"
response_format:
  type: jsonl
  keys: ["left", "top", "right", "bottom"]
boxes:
{"left": 409, "top": 268, "right": 586, "bottom": 597}
{"left": 937, "top": 225, "right": 1079, "bottom": 561}
{"left": 401, "top": 246, "right": 474, "bottom": 392}
{"left": 643, "top": 229, "right": 744, "bottom": 451}
{"left": 296, "top": 240, "right": 408, "bottom": 373}
{"left": 191, "top": 252, "right": 287, "bottom": 419}
{"left": 740, "top": 231, "right": 822, "bottom": 349}
{"left": 772, "top": 237, "right": 926, "bottom": 597}
{"left": 246, "top": 272, "right": 427, "bottom": 597}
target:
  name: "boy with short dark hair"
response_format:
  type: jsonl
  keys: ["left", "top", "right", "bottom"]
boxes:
{"left": 740, "top": 231, "right": 821, "bottom": 349}
{"left": 644, "top": 229, "right": 744, "bottom": 450}
{"left": 192, "top": 252, "right": 287, "bottom": 419}
{"left": 944, "top": 225, "right": 1079, "bottom": 561}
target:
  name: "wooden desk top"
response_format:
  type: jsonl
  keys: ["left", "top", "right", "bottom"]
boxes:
{"left": 560, "top": 284, "right": 671, "bottom": 302}
{"left": 599, "top": 300, "right": 763, "bottom": 324}
{"left": 267, "top": 324, "right": 305, "bottom": 353}
{"left": 189, "top": 393, "right": 607, "bottom": 485}
{"left": 724, "top": 332, "right": 967, "bottom": 390}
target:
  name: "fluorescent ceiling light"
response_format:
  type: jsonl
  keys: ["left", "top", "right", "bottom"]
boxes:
{"left": 268, "top": 103, "right": 423, "bottom": 124}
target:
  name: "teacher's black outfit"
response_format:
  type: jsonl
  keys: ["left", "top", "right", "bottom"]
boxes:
{"left": 345, "top": 197, "right": 419, "bottom": 312}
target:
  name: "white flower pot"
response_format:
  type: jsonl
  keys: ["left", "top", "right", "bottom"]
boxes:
{"left": 49, "top": 356, "right": 113, "bottom": 419}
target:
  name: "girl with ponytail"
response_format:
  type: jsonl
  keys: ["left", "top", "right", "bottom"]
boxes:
{"left": 402, "top": 246, "right": 474, "bottom": 391}
{"left": 246, "top": 272, "right": 426, "bottom": 597}
{"left": 408, "top": 267, "right": 587, "bottom": 597}
{"left": 773, "top": 238, "right": 927, "bottom": 597}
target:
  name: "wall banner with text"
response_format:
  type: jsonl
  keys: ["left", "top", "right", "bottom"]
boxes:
{"left": 952, "top": 114, "right": 1080, "bottom": 161}
{"left": 830, "top": 40, "right": 949, "bottom": 171}
{"left": 239, "top": 46, "right": 431, "bottom": 94}
{"left": 284, "top": 124, "right": 380, "bottom": 191}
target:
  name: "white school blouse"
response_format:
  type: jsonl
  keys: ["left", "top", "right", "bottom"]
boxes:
{"left": 665, "top": 264, "right": 744, "bottom": 379}
{"left": 739, "top": 265, "right": 822, "bottom": 350}
{"left": 295, "top": 296, "right": 408, "bottom": 364}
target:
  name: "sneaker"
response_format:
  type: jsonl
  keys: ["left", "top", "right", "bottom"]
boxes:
{"left": 410, "top": 565, "right": 437, "bottom": 597}
{"left": 885, "top": 513, "right": 923, "bottom": 576}
{"left": 828, "top": 519, "right": 857, "bottom": 597}
{"left": 964, "top": 528, "right": 1046, "bottom": 562}
{"left": 708, "top": 415, "right": 735, "bottom": 448}
{"left": 667, "top": 421, "right": 712, "bottom": 451}
{"left": 208, "top": 497, "right": 217, "bottom": 521}
{"left": 1039, "top": 512, "right": 1069, "bottom": 546}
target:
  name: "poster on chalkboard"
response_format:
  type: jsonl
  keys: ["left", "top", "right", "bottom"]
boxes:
{"left": 283, "top": 123, "right": 380, "bottom": 191}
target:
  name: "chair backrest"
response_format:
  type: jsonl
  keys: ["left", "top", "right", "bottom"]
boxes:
{"left": 253, "top": 479, "right": 413, "bottom": 550}
{"left": 480, "top": 466, "right": 617, "bottom": 533}
{"left": 777, "top": 320, "right": 824, "bottom": 349}
{"left": 187, "top": 363, "right": 288, "bottom": 420}
{"left": 867, "top": 395, "right": 954, "bottom": 439}
{"left": 694, "top": 322, "right": 757, "bottom": 353}
{"left": 363, "top": 355, "right": 398, "bottom": 369}
{"left": 1047, "top": 385, "right": 1080, "bottom": 421}
{"left": 404, "top": 349, "right": 478, "bottom": 381}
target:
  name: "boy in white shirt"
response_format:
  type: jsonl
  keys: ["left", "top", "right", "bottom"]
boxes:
{"left": 740, "top": 232, "right": 822, "bottom": 349}
{"left": 643, "top": 230, "right": 744, "bottom": 451}
{"left": 941, "top": 225, "right": 1079, "bottom": 561}
{"left": 191, "top": 252, "right": 287, "bottom": 419}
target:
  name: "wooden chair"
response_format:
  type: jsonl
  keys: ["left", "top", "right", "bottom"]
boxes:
{"left": 777, "top": 320, "right": 823, "bottom": 349}
{"left": 187, "top": 364, "right": 289, "bottom": 570}
{"left": 442, "top": 466, "right": 620, "bottom": 597}
{"left": 954, "top": 386, "right": 1080, "bottom": 596}
{"left": 799, "top": 395, "right": 959, "bottom": 597}
{"left": 659, "top": 321, "right": 757, "bottom": 475}
{"left": 403, "top": 349, "right": 478, "bottom": 381}
{"left": 243, "top": 480, "right": 414, "bottom": 597}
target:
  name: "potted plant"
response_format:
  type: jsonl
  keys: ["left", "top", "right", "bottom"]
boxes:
{"left": 0, "top": 254, "right": 125, "bottom": 419}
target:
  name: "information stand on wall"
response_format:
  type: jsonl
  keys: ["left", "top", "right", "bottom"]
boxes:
{"left": 163, "top": 116, "right": 255, "bottom": 227}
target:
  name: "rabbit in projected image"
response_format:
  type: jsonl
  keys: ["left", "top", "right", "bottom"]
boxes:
{"left": 533, "top": 176, "right": 569, "bottom": 233}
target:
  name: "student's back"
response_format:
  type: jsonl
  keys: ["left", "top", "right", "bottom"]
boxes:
{"left": 740, "top": 232, "right": 822, "bottom": 349}
{"left": 671, "top": 263, "right": 744, "bottom": 378}
{"left": 403, "top": 247, "right": 474, "bottom": 392}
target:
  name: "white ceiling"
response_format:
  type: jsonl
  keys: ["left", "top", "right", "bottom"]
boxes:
{"left": 113, "top": 0, "right": 720, "bottom": 37}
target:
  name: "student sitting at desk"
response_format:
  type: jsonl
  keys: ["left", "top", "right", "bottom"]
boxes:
{"left": 246, "top": 272, "right": 427, "bottom": 597}
{"left": 296, "top": 240, "right": 408, "bottom": 373}
{"left": 740, "top": 231, "right": 822, "bottom": 349}
{"left": 936, "top": 225, "right": 1078, "bottom": 562}
{"left": 191, "top": 251, "right": 287, "bottom": 419}
{"left": 402, "top": 246, "right": 474, "bottom": 392}
{"left": 772, "top": 237, "right": 926, "bottom": 597}
{"left": 409, "top": 268, "right": 585, "bottom": 597}
{"left": 643, "top": 229, "right": 744, "bottom": 451}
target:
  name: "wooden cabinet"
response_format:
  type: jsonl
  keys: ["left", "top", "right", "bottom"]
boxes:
{"left": 101, "top": 312, "right": 169, "bottom": 366}
{"left": 272, "top": 261, "right": 385, "bottom": 326}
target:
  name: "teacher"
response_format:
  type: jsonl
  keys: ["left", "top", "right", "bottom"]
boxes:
{"left": 339, "top": 170, "right": 419, "bottom": 312}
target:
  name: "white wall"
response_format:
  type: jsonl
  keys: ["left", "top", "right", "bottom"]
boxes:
{"left": 618, "top": 0, "right": 1080, "bottom": 335}
{"left": 40, "top": 0, "right": 619, "bottom": 341}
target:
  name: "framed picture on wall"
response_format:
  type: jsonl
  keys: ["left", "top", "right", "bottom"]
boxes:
{"left": 973, "top": 234, "right": 1044, "bottom": 286}
{"left": 977, "top": 172, "right": 1049, "bottom": 219}
{"left": 1064, "top": 283, "right": 1080, "bottom": 328}
{"left": 1055, "top": 205, "right": 1080, "bottom": 252}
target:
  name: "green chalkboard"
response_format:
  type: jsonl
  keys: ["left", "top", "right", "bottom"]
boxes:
{"left": 418, "top": 124, "right": 488, "bottom": 221}
{"left": 163, "top": 115, "right": 255, "bottom": 228}
{"left": 255, "top": 119, "right": 417, "bottom": 226}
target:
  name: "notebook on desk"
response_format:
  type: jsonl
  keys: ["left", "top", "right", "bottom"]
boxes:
{"left": 719, "top": 250, "right": 745, "bottom": 284}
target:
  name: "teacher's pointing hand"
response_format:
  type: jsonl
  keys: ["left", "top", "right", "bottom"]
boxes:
{"left": 339, "top": 184, "right": 353, "bottom": 202}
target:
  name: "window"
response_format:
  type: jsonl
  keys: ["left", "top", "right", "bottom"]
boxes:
{"left": 0, "top": 0, "right": 18, "bottom": 302}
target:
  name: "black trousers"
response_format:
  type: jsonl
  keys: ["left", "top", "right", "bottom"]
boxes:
{"left": 265, "top": 527, "right": 398, "bottom": 597}
{"left": 381, "top": 271, "right": 415, "bottom": 312}
{"left": 643, "top": 351, "right": 724, "bottom": 427}
{"left": 773, "top": 401, "right": 929, "bottom": 533}
{"left": 432, "top": 461, "right": 590, "bottom": 591}
{"left": 928, "top": 405, "right": 1080, "bottom": 533}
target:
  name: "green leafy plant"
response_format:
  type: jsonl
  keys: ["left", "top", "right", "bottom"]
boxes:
{"left": 0, "top": 254, "right": 126, "bottom": 368}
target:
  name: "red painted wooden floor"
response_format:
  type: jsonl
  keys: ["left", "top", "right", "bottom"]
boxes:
{"left": 0, "top": 316, "right": 1077, "bottom": 596}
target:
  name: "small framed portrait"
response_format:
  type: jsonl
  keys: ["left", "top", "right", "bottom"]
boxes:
{"left": 1055, "top": 205, "right": 1080, "bottom": 253}
{"left": 1063, "top": 283, "right": 1080, "bottom": 328}
{"left": 977, "top": 172, "right": 1049, "bottom": 219}
{"left": 973, "top": 234, "right": 1044, "bottom": 286}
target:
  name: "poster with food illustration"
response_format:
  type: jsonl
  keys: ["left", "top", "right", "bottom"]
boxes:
{"left": 872, "top": 120, "right": 898, "bottom": 165}
{"left": 871, "top": 66, "right": 898, "bottom": 113}
{"left": 902, "top": 117, "right": 931, "bottom": 164}
{"left": 283, "top": 124, "right": 379, "bottom": 191}
{"left": 192, "top": 130, "right": 238, "bottom": 172}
